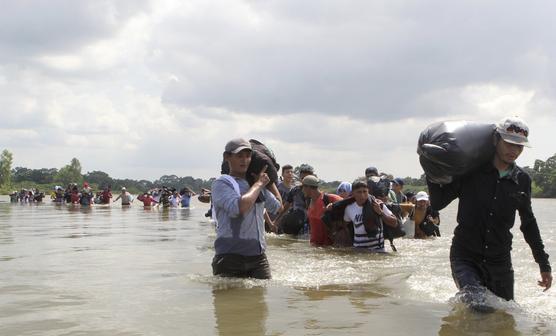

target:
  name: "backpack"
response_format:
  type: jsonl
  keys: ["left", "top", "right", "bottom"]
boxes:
{"left": 321, "top": 194, "right": 354, "bottom": 247}
{"left": 220, "top": 139, "right": 280, "bottom": 186}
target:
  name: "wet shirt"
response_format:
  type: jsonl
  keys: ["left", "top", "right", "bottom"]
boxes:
{"left": 119, "top": 192, "right": 133, "bottom": 205}
{"left": 212, "top": 176, "right": 280, "bottom": 256}
{"left": 181, "top": 194, "right": 191, "bottom": 207}
{"left": 286, "top": 185, "right": 307, "bottom": 213}
{"left": 138, "top": 195, "right": 156, "bottom": 206}
{"left": 307, "top": 193, "right": 342, "bottom": 246}
{"left": 277, "top": 181, "right": 293, "bottom": 202}
{"left": 428, "top": 163, "right": 551, "bottom": 272}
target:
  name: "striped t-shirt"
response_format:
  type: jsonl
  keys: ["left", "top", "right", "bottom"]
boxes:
{"left": 343, "top": 202, "right": 393, "bottom": 252}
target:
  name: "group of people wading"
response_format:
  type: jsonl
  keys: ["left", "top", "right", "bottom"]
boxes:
{"left": 211, "top": 138, "right": 439, "bottom": 279}
{"left": 212, "top": 116, "right": 552, "bottom": 312}
{"left": 11, "top": 183, "right": 197, "bottom": 208}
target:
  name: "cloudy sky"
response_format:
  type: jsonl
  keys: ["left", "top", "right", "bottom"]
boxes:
{"left": 1, "top": 0, "right": 555, "bottom": 182}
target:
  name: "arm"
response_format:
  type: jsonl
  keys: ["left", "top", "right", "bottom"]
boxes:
{"left": 517, "top": 178, "right": 552, "bottom": 290}
{"left": 263, "top": 210, "right": 276, "bottom": 233}
{"left": 267, "top": 182, "right": 282, "bottom": 206}
{"left": 238, "top": 166, "right": 271, "bottom": 216}
{"left": 427, "top": 179, "right": 461, "bottom": 211}
{"left": 371, "top": 199, "right": 397, "bottom": 227}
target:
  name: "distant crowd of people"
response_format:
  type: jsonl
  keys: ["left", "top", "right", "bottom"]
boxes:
{"left": 9, "top": 183, "right": 198, "bottom": 208}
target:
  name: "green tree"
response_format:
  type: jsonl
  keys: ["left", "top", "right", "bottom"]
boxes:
{"left": 0, "top": 150, "right": 14, "bottom": 187}
{"left": 84, "top": 170, "right": 113, "bottom": 188}
{"left": 532, "top": 154, "right": 556, "bottom": 197}
{"left": 55, "top": 158, "right": 83, "bottom": 186}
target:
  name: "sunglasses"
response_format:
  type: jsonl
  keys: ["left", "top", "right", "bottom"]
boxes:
{"left": 506, "top": 124, "right": 528, "bottom": 137}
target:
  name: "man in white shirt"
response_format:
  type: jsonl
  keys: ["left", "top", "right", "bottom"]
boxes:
{"left": 343, "top": 179, "right": 397, "bottom": 252}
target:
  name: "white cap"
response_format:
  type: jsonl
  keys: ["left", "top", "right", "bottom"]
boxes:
{"left": 496, "top": 116, "right": 531, "bottom": 147}
{"left": 415, "top": 191, "right": 429, "bottom": 202}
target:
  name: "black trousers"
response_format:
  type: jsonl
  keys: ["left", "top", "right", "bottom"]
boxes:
{"left": 450, "top": 246, "right": 514, "bottom": 301}
{"left": 212, "top": 253, "right": 271, "bottom": 279}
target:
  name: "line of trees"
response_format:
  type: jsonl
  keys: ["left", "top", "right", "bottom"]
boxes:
{"left": 0, "top": 150, "right": 213, "bottom": 195}
{"left": 1, "top": 149, "right": 556, "bottom": 197}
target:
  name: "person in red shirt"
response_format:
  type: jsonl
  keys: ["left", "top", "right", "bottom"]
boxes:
{"left": 137, "top": 192, "right": 157, "bottom": 207}
{"left": 70, "top": 186, "right": 80, "bottom": 204}
{"left": 302, "top": 175, "right": 342, "bottom": 246}
{"left": 100, "top": 187, "right": 112, "bottom": 204}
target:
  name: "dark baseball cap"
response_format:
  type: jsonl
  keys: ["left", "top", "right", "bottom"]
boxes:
{"left": 225, "top": 138, "right": 252, "bottom": 154}
{"left": 365, "top": 166, "right": 378, "bottom": 177}
{"left": 299, "top": 164, "right": 314, "bottom": 174}
{"left": 393, "top": 178, "right": 404, "bottom": 186}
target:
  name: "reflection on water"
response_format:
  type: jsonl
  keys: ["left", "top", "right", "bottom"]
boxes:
{"left": 213, "top": 286, "right": 268, "bottom": 336}
{"left": 439, "top": 306, "right": 519, "bottom": 336}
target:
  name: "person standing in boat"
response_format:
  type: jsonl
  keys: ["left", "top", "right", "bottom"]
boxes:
{"left": 427, "top": 116, "right": 552, "bottom": 303}
{"left": 211, "top": 138, "right": 281, "bottom": 279}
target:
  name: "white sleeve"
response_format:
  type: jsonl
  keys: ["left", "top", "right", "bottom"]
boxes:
{"left": 343, "top": 206, "right": 351, "bottom": 222}
{"left": 383, "top": 204, "right": 393, "bottom": 216}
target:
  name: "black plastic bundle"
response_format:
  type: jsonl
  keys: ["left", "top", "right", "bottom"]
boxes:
{"left": 417, "top": 121, "right": 496, "bottom": 184}
{"left": 221, "top": 139, "right": 280, "bottom": 186}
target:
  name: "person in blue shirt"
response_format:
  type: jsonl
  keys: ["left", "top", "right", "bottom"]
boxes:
{"left": 211, "top": 138, "right": 281, "bottom": 279}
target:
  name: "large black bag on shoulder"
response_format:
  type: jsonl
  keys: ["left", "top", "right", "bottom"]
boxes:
{"left": 417, "top": 121, "right": 496, "bottom": 185}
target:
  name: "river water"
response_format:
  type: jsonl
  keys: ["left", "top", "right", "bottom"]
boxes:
{"left": 0, "top": 196, "right": 554, "bottom": 335}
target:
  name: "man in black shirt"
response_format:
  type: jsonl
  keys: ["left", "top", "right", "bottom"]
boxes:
{"left": 428, "top": 116, "right": 552, "bottom": 303}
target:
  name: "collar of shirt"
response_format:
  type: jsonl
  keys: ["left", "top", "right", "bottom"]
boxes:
{"left": 481, "top": 161, "right": 521, "bottom": 184}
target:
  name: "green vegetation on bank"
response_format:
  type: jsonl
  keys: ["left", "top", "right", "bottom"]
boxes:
{"left": 1, "top": 149, "right": 555, "bottom": 198}
{"left": 0, "top": 151, "right": 213, "bottom": 195}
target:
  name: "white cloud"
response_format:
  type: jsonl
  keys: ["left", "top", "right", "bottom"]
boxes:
{"left": 1, "top": 0, "right": 555, "bottom": 183}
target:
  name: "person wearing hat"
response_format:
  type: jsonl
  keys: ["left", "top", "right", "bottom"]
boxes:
{"left": 211, "top": 138, "right": 281, "bottom": 279}
{"left": 428, "top": 116, "right": 552, "bottom": 305}
{"left": 365, "top": 166, "right": 379, "bottom": 178}
{"left": 113, "top": 186, "right": 133, "bottom": 206}
{"left": 390, "top": 178, "right": 407, "bottom": 204}
{"left": 302, "top": 175, "right": 342, "bottom": 246}
{"left": 412, "top": 191, "right": 440, "bottom": 238}
{"left": 336, "top": 181, "right": 352, "bottom": 199}
{"left": 273, "top": 163, "right": 315, "bottom": 235}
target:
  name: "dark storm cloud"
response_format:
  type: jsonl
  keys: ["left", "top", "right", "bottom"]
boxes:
{"left": 154, "top": 0, "right": 556, "bottom": 122}
{"left": 0, "top": 0, "right": 150, "bottom": 61}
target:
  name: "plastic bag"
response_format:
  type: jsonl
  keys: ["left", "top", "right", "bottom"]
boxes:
{"left": 417, "top": 121, "right": 496, "bottom": 184}
{"left": 220, "top": 139, "right": 279, "bottom": 185}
